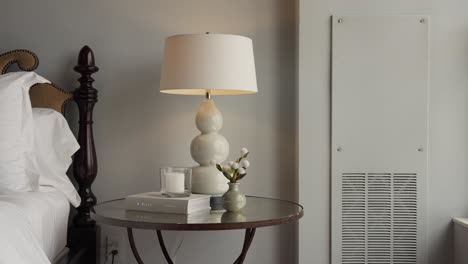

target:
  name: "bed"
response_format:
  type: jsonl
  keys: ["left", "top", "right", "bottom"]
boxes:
{"left": 0, "top": 47, "right": 99, "bottom": 264}
{"left": 0, "top": 188, "right": 69, "bottom": 261}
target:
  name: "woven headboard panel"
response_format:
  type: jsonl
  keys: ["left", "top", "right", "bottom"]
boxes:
{"left": 0, "top": 49, "right": 72, "bottom": 113}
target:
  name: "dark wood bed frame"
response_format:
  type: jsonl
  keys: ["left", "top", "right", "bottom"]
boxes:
{"left": 0, "top": 47, "right": 99, "bottom": 264}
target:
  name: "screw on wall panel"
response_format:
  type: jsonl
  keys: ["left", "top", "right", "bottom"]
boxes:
{"left": 337, "top": 147, "right": 342, "bottom": 152}
{"left": 418, "top": 147, "right": 424, "bottom": 152}
{"left": 420, "top": 18, "right": 425, "bottom": 23}
{"left": 338, "top": 18, "right": 343, "bottom": 23}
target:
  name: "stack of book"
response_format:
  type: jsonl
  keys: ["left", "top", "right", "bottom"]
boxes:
{"left": 124, "top": 192, "right": 211, "bottom": 214}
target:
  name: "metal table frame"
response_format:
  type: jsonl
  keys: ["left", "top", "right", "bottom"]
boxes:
{"left": 92, "top": 197, "right": 303, "bottom": 264}
{"left": 127, "top": 228, "right": 256, "bottom": 264}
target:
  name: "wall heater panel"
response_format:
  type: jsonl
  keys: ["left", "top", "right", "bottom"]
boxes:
{"left": 331, "top": 16, "right": 429, "bottom": 264}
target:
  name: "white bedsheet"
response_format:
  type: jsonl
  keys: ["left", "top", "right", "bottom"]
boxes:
{"left": 0, "top": 187, "right": 69, "bottom": 263}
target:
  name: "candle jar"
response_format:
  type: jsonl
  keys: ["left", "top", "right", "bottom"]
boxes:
{"left": 160, "top": 167, "right": 192, "bottom": 197}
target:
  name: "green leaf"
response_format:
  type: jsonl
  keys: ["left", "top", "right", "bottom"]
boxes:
{"left": 222, "top": 171, "right": 231, "bottom": 180}
{"left": 243, "top": 152, "right": 249, "bottom": 158}
{"left": 232, "top": 172, "right": 238, "bottom": 182}
{"left": 238, "top": 173, "right": 247, "bottom": 180}
{"left": 216, "top": 164, "right": 223, "bottom": 171}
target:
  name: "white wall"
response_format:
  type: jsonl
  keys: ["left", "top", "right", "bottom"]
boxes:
{"left": 299, "top": 0, "right": 468, "bottom": 263}
{"left": 1, "top": 0, "right": 298, "bottom": 263}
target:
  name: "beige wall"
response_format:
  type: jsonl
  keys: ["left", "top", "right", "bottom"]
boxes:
{"left": 1, "top": 0, "right": 298, "bottom": 263}
{"left": 299, "top": 0, "right": 468, "bottom": 263}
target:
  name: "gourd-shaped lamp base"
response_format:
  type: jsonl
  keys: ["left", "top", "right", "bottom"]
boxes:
{"left": 190, "top": 98, "right": 229, "bottom": 195}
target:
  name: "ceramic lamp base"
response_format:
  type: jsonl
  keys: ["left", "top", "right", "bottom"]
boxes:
{"left": 190, "top": 98, "right": 230, "bottom": 195}
{"left": 191, "top": 166, "right": 228, "bottom": 195}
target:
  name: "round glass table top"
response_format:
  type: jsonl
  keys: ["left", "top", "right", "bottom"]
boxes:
{"left": 92, "top": 196, "right": 303, "bottom": 231}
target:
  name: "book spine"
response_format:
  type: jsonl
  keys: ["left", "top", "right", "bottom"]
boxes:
{"left": 187, "top": 199, "right": 211, "bottom": 214}
{"left": 124, "top": 196, "right": 186, "bottom": 214}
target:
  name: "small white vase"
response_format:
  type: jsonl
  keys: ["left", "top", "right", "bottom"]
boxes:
{"left": 222, "top": 182, "right": 246, "bottom": 212}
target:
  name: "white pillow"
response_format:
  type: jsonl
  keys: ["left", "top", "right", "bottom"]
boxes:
{"left": 30, "top": 108, "right": 81, "bottom": 207}
{"left": 0, "top": 72, "right": 49, "bottom": 194}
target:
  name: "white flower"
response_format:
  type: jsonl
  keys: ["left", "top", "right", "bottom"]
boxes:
{"left": 210, "top": 159, "right": 217, "bottom": 166}
{"left": 238, "top": 168, "right": 246, "bottom": 175}
{"left": 228, "top": 161, "right": 235, "bottom": 166}
{"left": 240, "top": 147, "right": 249, "bottom": 156}
{"left": 240, "top": 160, "right": 250, "bottom": 168}
{"left": 231, "top": 163, "right": 240, "bottom": 170}
{"left": 223, "top": 165, "right": 231, "bottom": 172}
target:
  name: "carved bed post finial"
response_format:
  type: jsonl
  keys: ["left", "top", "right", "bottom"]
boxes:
{"left": 73, "top": 45, "right": 99, "bottom": 227}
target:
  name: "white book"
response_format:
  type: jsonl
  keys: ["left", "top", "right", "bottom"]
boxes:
{"left": 124, "top": 192, "right": 211, "bottom": 215}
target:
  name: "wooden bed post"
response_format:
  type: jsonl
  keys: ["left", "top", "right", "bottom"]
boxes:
{"left": 72, "top": 45, "right": 99, "bottom": 227}
{"left": 67, "top": 46, "right": 100, "bottom": 264}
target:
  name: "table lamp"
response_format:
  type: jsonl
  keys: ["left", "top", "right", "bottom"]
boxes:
{"left": 160, "top": 33, "right": 257, "bottom": 195}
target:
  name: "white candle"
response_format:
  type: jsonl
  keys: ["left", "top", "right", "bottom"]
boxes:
{"left": 165, "top": 172, "right": 185, "bottom": 193}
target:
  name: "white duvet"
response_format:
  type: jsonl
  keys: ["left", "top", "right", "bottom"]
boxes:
{"left": 0, "top": 200, "right": 50, "bottom": 264}
{"left": 0, "top": 188, "right": 70, "bottom": 264}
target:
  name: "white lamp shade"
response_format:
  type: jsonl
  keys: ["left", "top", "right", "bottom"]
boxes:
{"left": 160, "top": 34, "right": 258, "bottom": 95}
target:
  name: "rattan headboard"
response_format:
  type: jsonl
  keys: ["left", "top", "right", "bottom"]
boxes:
{"left": 0, "top": 49, "right": 73, "bottom": 113}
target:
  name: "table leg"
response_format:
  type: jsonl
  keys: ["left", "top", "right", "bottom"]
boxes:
{"left": 156, "top": 230, "right": 174, "bottom": 264}
{"left": 127, "top": 228, "right": 145, "bottom": 264}
{"left": 126, "top": 228, "right": 256, "bottom": 264}
{"left": 234, "top": 228, "right": 256, "bottom": 264}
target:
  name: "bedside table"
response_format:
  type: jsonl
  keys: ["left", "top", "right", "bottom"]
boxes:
{"left": 92, "top": 196, "right": 303, "bottom": 264}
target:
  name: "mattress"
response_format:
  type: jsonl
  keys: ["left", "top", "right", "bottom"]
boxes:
{"left": 0, "top": 187, "right": 70, "bottom": 261}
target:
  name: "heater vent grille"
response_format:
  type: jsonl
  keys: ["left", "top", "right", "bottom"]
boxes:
{"left": 341, "top": 173, "right": 418, "bottom": 264}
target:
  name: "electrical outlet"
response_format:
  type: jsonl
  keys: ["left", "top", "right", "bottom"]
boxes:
{"left": 100, "top": 226, "right": 126, "bottom": 264}
{"left": 105, "top": 235, "right": 120, "bottom": 263}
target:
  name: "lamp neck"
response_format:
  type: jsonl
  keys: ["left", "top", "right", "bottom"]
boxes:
{"left": 205, "top": 90, "right": 212, "bottom": 100}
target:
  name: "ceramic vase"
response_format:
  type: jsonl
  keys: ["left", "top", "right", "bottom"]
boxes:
{"left": 222, "top": 182, "right": 246, "bottom": 212}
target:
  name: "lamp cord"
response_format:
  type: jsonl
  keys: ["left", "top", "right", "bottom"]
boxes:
{"left": 172, "top": 233, "right": 185, "bottom": 263}
{"left": 111, "top": 249, "right": 118, "bottom": 264}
